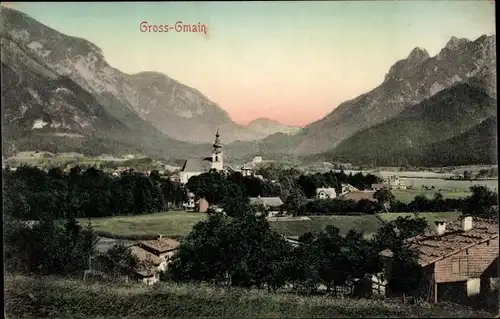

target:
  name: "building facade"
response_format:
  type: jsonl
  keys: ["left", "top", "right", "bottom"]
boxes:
{"left": 179, "top": 130, "right": 224, "bottom": 184}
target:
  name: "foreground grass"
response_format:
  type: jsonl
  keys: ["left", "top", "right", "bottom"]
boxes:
{"left": 270, "top": 215, "right": 382, "bottom": 239}
{"left": 377, "top": 211, "right": 461, "bottom": 225}
{"left": 392, "top": 189, "right": 471, "bottom": 204}
{"left": 78, "top": 211, "right": 207, "bottom": 238}
{"left": 4, "top": 275, "right": 493, "bottom": 318}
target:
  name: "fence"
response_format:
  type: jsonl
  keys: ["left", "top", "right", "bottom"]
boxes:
{"left": 83, "top": 257, "right": 129, "bottom": 283}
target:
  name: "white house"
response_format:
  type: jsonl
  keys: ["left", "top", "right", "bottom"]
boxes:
{"left": 183, "top": 192, "right": 196, "bottom": 211}
{"left": 340, "top": 183, "right": 359, "bottom": 195}
{"left": 316, "top": 187, "right": 337, "bottom": 199}
{"left": 249, "top": 196, "right": 285, "bottom": 218}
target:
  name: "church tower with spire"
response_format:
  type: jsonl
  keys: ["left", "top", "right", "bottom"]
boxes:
{"left": 211, "top": 129, "right": 223, "bottom": 171}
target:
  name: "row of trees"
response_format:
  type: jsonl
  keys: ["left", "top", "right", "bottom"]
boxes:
{"left": 4, "top": 215, "right": 140, "bottom": 277}
{"left": 3, "top": 165, "right": 187, "bottom": 220}
{"left": 167, "top": 207, "right": 427, "bottom": 295}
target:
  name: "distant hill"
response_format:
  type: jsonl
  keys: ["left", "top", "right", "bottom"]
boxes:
{"left": 309, "top": 81, "right": 497, "bottom": 167}
{"left": 403, "top": 116, "right": 497, "bottom": 167}
{"left": 246, "top": 118, "right": 302, "bottom": 137}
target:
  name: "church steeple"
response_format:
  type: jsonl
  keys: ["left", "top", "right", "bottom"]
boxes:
{"left": 211, "top": 129, "right": 223, "bottom": 171}
{"left": 213, "top": 128, "right": 222, "bottom": 154}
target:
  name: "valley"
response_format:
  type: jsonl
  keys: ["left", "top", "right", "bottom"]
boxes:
{"left": 2, "top": 3, "right": 498, "bottom": 318}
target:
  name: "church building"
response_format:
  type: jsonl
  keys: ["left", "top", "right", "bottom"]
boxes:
{"left": 179, "top": 129, "right": 225, "bottom": 184}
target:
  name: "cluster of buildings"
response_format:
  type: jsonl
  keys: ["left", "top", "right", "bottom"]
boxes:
{"left": 372, "top": 175, "right": 409, "bottom": 191}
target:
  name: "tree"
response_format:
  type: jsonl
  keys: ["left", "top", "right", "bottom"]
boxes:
{"left": 373, "top": 188, "right": 395, "bottom": 211}
{"left": 371, "top": 215, "right": 427, "bottom": 295}
{"left": 463, "top": 185, "right": 498, "bottom": 218}
{"left": 463, "top": 170, "right": 472, "bottom": 181}
{"left": 284, "top": 187, "right": 306, "bottom": 216}
{"left": 387, "top": 244, "right": 424, "bottom": 295}
{"left": 98, "top": 244, "right": 139, "bottom": 274}
{"left": 168, "top": 212, "right": 292, "bottom": 290}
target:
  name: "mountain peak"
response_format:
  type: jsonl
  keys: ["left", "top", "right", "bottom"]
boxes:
{"left": 444, "top": 36, "right": 470, "bottom": 50}
{"left": 407, "top": 47, "right": 430, "bottom": 62}
{"left": 247, "top": 118, "right": 302, "bottom": 136}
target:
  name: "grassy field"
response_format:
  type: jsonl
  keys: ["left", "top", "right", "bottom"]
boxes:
{"left": 78, "top": 211, "right": 207, "bottom": 238}
{"left": 392, "top": 189, "right": 471, "bottom": 203}
{"left": 84, "top": 212, "right": 383, "bottom": 240}
{"left": 83, "top": 210, "right": 463, "bottom": 241}
{"left": 4, "top": 275, "right": 493, "bottom": 318}
{"left": 377, "top": 211, "right": 461, "bottom": 225}
{"left": 270, "top": 215, "right": 382, "bottom": 239}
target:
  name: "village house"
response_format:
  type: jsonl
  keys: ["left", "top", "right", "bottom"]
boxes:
{"left": 197, "top": 198, "right": 210, "bottom": 213}
{"left": 184, "top": 192, "right": 197, "bottom": 211}
{"left": 316, "top": 187, "right": 337, "bottom": 199}
{"left": 249, "top": 196, "right": 285, "bottom": 218}
{"left": 376, "top": 217, "right": 499, "bottom": 304}
{"left": 183, "top": 192, "right": 210, "bottom": 212}
{"left": 128, "top": 236, "right": 181, "bottom": 285}
{"left": 340, "top": 183, "right": 359, "bottom": 195}
{"left": 240, "top": 164, "right": 253, "bottom": 177}
{"left": 371, "top": 183, "right": 390, "bottom": 191}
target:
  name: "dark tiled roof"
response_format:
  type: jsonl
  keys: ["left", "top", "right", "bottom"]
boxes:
{"left": 181, "top": 157, "right": 213, "bottom": 172}
{"left": 372, "top": 183, "right": 390, "bottom": 188}
{"left": 129, "top": 245, "right": 163, "bottom": 277}
{"left": 341, "top": 191, "right": 376, "bottom": 202}
{"left": 139, "top": 238, "right": 180, "bottom": 254}
{"left": 404, "top": 218, "right": 499, "bottom": 266}
{"left": 249, "top": 197, "right": 284, "bottom": 207}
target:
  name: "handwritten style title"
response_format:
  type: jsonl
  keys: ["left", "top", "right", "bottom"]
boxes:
{"left": 140, "top": 21, "right": 207, "bottom": 35}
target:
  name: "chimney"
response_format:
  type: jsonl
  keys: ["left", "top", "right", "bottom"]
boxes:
{"left": 435, "top": 220, "right": 446, "bottom": 236}
{"left": 462, "top": 216, "right": 473, "bottom": 231}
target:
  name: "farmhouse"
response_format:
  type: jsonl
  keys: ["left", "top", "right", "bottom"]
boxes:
{"left": 383, "top": 175, "right": 408, "bottom": 190}
{"left": 249, "top": 196, "right": 285, "bottom": 218}
{"left": 128, "top": 245, "right": 165, "bottom": 285}
{"left": 316, "top": 187, "right": 337, "bottom": 199}
{"left": 127, "top": 236, "right": 181, "bottom": 285}
{"left": 379, "top": 217, "right": 499, "bottom": 303}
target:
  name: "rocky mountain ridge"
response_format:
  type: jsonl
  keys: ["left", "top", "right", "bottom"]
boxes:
{"left": 227, "top": 34, "right": 496, "bottom": 158}
{"left": 1, "top": 6, "right": 264, "bottom": 144}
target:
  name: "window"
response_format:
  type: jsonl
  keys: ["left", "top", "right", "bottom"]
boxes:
{"left": 459, "top": 259, "right": 468, "bottom": 276}
{"left": 452, "top": 259, "right": 468, "bottom": 276}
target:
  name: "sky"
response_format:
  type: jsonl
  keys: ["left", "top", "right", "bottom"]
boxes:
{"left": 5, "top": 1, "right": 496, "bottom": 127}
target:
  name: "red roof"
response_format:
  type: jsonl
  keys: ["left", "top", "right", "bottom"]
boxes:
{"left": 341, "top": 191, "right": 376, "bottom": 202}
